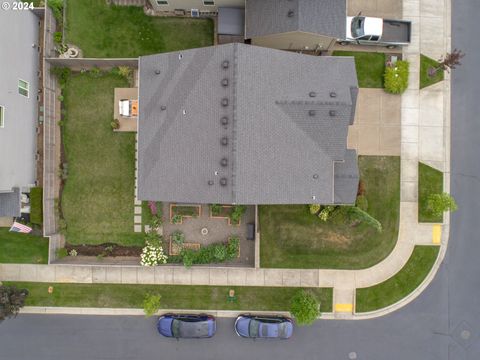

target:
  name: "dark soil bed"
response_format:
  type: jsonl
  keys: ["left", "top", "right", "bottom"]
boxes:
{"left": 65, "top": 243, "right": 142, "bottom": 257}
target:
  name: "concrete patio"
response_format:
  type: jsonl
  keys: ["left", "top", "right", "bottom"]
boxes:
{"left": 113, "top": 87, "right": 138, "bottom": 132}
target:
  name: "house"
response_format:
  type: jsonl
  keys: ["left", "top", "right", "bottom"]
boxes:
{"left": 0, "top": 6, "right": 41, "bottom": 217}
{"left": 147, "top": 0, "right": 346, "bottom": 51}
{"left": 137, "top": 43, "right": 359, "bottom": 205}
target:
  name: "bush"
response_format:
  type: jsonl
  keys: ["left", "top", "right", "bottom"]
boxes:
{"left": 30, "top": 187, "right": 43, "bottom": 225}
{"left": 309, "top": 204, "right": 320, "bottom": 215}
{"left": 171, "top": 231, "right": 185, "bottom": 246}
{"left": 347, "top": 206, "right": 382, "bottom": 232}
{"left": 0, "top": 285, "right": 29, "bottom": 322}
{"left": 384, "top": 60, "right": 409, "bottom": 94}
{"left": 356, "top": 195, "right": 368, "bottom": 211}
{"left": 214, "top": 244, "right": 227, "bottom": 261}
{"left": 48, "top": 0, "right": 63, "bottom": 22}
{"left": 427, "top": 193, "right": 457, "bottom": 217}
{"left": 53, "top": 31, "right": 62, "bottom": 45}
{"left": 182, "top": 249, "right": 194, "bottom": 268}
{"left": 143, "top": 294, "right": 161, "bottom": 318}
{"left": 51, "top": 67, "right": 71, "bottom": 87}
{"left": 290, "top": 290, "right": 320, "bottom": 326}
{"left": 318, "top": 206, "right": 336, "bottom": 221}
{"left": 210, "top": 204, "right": 222, "bottom": 216}
{"left": 230, "top": 205, "right": 246, "bottom": 224}
{"left": 226, "top": 237, "right": 240, "bottom": 260}
{"left": 171, "top": 214, "right": 182, "bottom": 224}
{"left": 141, "top": 230, "right": 168, "bottom": 266}
{"left": 179, "top": 238, "right": 239, "bottom": 267}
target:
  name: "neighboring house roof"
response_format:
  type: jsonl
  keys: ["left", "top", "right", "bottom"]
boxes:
{"left": 0, "top": 188, "right": 21, "bottom": 217}
{"left": 138, "top": 43, "right": 358, "bottom": 205}
{"left": 218, "top": 7, "right": 245, "bottom": 36}
{"left": 0, "top": 6, "right": 39, "bottom": 191}
{"left": 245, "top": 0, "right": 346, "bottom": 39}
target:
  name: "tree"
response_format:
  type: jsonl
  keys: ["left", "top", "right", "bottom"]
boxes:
{"left": 0, "top": 285, "right": 29, "bottom": 322}
{"left": 290, "top": 290, "right": 320, "bottom": 326}
{"left": 143, "top": 294, "right": 161, "bottom": 318}
{"left": 429, "top": 49, "right": 465, "bottom": 76}
{"left": 427, "top": 193, "right": 458, "bottom": 217}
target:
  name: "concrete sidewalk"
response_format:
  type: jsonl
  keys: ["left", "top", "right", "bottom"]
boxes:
{"left": 0, "top": 0, "right": 451, "bottom": 321}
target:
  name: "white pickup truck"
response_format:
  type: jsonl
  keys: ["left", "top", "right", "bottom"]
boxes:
{"left": 340, "top": 15, "right": 411, "bottom": 48}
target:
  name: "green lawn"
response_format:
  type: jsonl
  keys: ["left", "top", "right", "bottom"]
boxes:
{"left": 29, "top": 187, "right": 43, "bottom": 226}
{"left": 420, "top": 54, "right": 444, "bottom": 89}
{"left": 7, "top": 282, "right": 333, "bottom": 313}
{"left": 333, "top": 51, "right": 386, "bottom": 88}
{"left": 355, "top": 246, "right": 439, "bottom": 312}
{"left": 260, "top": 156, "right": 400, "bottom": 269}
{"left": 62, "top": 73, "right": 144, "bottom": 246}
{"left": 0, "top": 228, "right": 49, "bottom": 264}
{"left": 65, "top": 0, "right": 214, "bottom": 58}
{"left": 418, "top": 162, "right": 444, "bottom": 222}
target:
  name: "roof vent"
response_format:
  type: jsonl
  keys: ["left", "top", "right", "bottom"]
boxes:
{"left": 183, "top": 109, "right": 187, "bottom": 115}
{"left": 160, "top": 105, "right": 167, "bottom": 111}
{"left": 178, "top": 53, "right": 183, "bottom": 60}
{"left": 221, "top": 137, "right": 228, "bottom": 146}
{"left": 221, "top": 78, "right": 229, "bottom": 87}
{"left": 208, "top": 180, "right": 214, "bottom": 186}
{"left": 222, "top": 60, "right": 229, "bottom": 69}
{"left": 221, "top": 98, "right": 229, "bottom": 107}
{"left": 312, "top": 195, "right": 316, "bottom": 200}
{"left": 220, "top": 158, "right": 228, "bottom": 167}
{"left": 154, "top": 69, "right": 161, "bottom": 75}
{"left": 309, "top": 91, "right": 317, "bottom": 98}
{"left": 220, "top": 177, "right": 228, "bottom": 186}
{"left": 221, "top": 116, "right": 229, "bottom": 126}
{"left": 330, "top": 91, "right": 337, "bottom": 98}
{"left": 308, "top": 110, "right": 316, "bottom": 116}
{"left": 329, "top": 110, "right": 336, "bottom": 117}
{"left": 287, "top": 10, "right": 295, "bottom": 17}
{"left": 313, "top": 174, "right": 319, "bottom": 179}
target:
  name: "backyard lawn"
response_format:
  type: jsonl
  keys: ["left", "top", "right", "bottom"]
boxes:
{"left": 420, "top": 54, "right": 444, "bottom": 89}
{"left": 418, "top": 162, "right": 444, "bottom": 222}
{"left": 8, "top": 282, "right": 333, "bottom": 313}
{"left": 0, "top": 228, "right": 49, "bottom": 264}
{"left": 65, "top": 0, "right": 214, "bottom": 58}
{"left": 62, "top": 73, "right": 144, "bottom": 246}
{"left": 355, "top": 246, "right": 439, "bottom": 312}
{"left": 333, "top": 51, "right": 386, "bottom": 88}
{"left": 260, "top": 156, "right": 400, "bottom": 269}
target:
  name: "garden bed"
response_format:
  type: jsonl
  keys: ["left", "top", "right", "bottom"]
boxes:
{"left": 169, "top": 204, "right": 201, "bottom": 224}
{"left": 168, "top": 238, "right": 201, "bottom": 256}
{"left": 64, "top": 243, "right": 142, "bottom": 257}
{"left": 209, "top": 204, "right": 246, "bottom": 226}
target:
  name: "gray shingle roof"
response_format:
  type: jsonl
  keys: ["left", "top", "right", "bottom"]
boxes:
{"left": 245, "top": 0, "right": 346, "bottom": 39}
{"left": 334, "top": 150, "right": 360, "bottom": 204}
{"left": 138, "top": 43, "right": 358, "bottom": 205}
{"left": 0, "top": 188, "right": 21, "bottom": 217}
{"left": 218, "top": 7, "right": 245, "bottom": 36}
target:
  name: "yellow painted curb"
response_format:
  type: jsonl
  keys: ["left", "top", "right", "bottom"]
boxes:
{"left": 432, "top": 225, "right": 442, "bottom": 244}
{"left": 335, "top": 303, "right": 353, "bottom": 312}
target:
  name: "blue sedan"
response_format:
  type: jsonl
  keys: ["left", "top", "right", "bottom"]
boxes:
{"left": 234, "top": 315, "right": 293, "bottom": 339}
{"left": 157, "top": 314, "right": 216, "bottom": 339}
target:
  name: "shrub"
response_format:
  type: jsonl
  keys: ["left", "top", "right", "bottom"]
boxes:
{"left": 427, "top": 193, "right": 457, "bottom": 217}
{"left": 214, "top": 244, "right": 227, "bottom": 261}
{"left": 143, "top": 294, "right": 161, "bottom": 318}
{"left": 230, "top": 205, "right": 246, "bottom": 224}
{"left": 0, "top": 285, "right": 29, "bottom": 322}
{"left": 356, "top": 195, "right": 368, "bottom": 211}
{"left": 182, "top": 249, "right": 194, "bottom": 268}
{"left": 117, "top": 66, "right": 133, "bottom": 80}
{"left": 309, "top": 204, "right": 320, "bottom": 215}
{"left": 290, "top": 290, "right": 320, "bottom": 326}
{"left": 318, "top": 206, "right": 336, "bottom": 221}
{"left": 56, "top": 248, "right": 68, "bottom": 259}
{"left": 58, "top": 95, "right": 64, "bottom": 102}
{"left": 141, "top": 230, "right": 168, "bottom": 266}
{"left": 111, "top": 119, "right": 120, "bottom": 130}
{"left": 51, "top": 67, "right": 71, "bottom": 87}
{"left": 171, "top": 214, "right": 182, "bottom": 224}
{"left": 53, "top": 31, "right": 62, "bottom": 45}
{"left": 347, "top": 206, "right": 382, "bottom": 232}
{"left": 226, "top": 237, "right": 240, "bottom": 260}
{"left": 384, "top": 60, "right": 409, "bottom": 94}
{"left": 148, "top": 201, "right": 158, "bottom": 216}
{"left": 30, "top": 187, "right": 43, "bottom": 225}
{"left": 210, "top": 204, "right": 222, "bottom": 216}
{"left": 69, "top": 249, "right": 77, "bottom": 257}
{"left": 171, "top": 231, "right": 185, "bottom": 246}
{"left": 48, "top": 0, "right": 63, "bottom": 22}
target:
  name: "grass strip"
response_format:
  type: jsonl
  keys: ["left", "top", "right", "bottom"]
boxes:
{"left": 355, "top": 246, "right": 439, "bottom": 312}
{"left": 418, "top": 162, "right": 443, "bottom": 222}
{"left": 333, "top": 51, "right": 386, "bottom": 88}
{"left": 6, "top": 282, "right": 333, "bottom": 313}
{"left": 420, "top": 54, "right": 444, "bottom": 89}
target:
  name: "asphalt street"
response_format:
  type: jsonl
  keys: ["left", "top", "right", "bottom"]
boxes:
{"left": 0, "top": 1, "right": 479, "bottom": 359}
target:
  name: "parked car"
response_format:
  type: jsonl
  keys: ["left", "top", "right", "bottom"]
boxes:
{"left": 339, "top": 14, "right": 411, "bottom": 48}
{"left": 157, "top": 314, "right": 216, "bottom": 339}
{"left": 234, "top": 315, "right": 293, "bottom": 339}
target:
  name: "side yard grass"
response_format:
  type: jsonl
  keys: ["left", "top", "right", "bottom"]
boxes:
{"left": 420, "top": 54, "right": 444, "bottom": 89}
{"left": 418, "top": 162, "right": 443, "bottom": 222}
{"left": 7, "top": 282, "right": 333, "bottom": 313}
{"left": 29, "top": 187, "right": 43, "bottom": 226}
{"left": 66, "top": 0, "right": 214, "bottom": 58}
{"left": 333, "top": 51, "right": 386, "bottom": 88}
{"left": 62, "top": 73, "right": 144, "bottom": 246}
{"left": 0, "top": 229, "right": 49, "bottom": 264}
{"left": 355, "top": 246, "right": 439, "bottom": 312}
{"left": 260, "top": 156, "right": 400, "bottom": 269}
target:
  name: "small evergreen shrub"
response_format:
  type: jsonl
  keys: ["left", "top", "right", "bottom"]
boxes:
{"left": 143, "top": 294, "right": 161, "bottom": 317}
{"left": 309, "top": 204, "right": 320, "bottom": 215}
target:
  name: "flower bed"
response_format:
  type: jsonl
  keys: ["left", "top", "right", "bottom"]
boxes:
{"left": 64, "top": 243, "right": 142, "bottom": 257}
{"left": 169, "top": 239, "right": 201, "bottom": 256}
{"left": 169, "top": 204, "right": 201, "bottom": 224}
{"left": 209, "top": 204, "right": 246, "bottom": 226}
{"left": 179, "top": 237, "right": 240, "bottom": 267}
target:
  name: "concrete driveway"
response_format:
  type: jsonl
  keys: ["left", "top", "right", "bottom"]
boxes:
{"left": 347, "top": 89, "right": 401, "bottom": 156}
{"left": 347, "top": 0, "right": 402, "bottom": 18}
